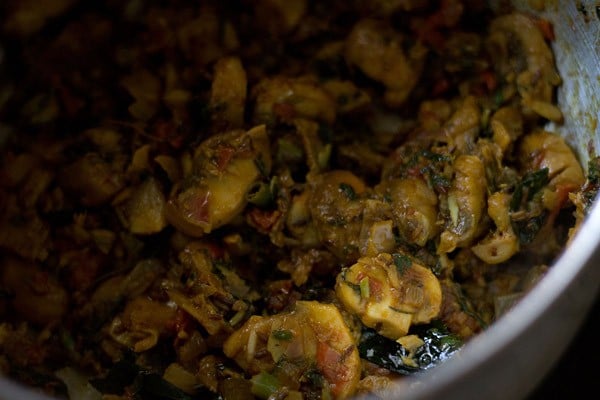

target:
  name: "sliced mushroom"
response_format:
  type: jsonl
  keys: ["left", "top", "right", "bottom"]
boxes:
{"left": 377, "top": 177, "right": 439, "bottom": 247}
{"left": 519, "top": 130, "right": 585, "bottom": 211}
{"left": 438, "top": 155, "right": 487, "bottom": 253}
{"left": 309, "top": 170, "right": 367, "bottom": 263}
{"left": 490, "top": 106, "right": 524, "bottom": 154}
{"left": 223, "top": 300, "right": 360, "bottom": 399}
{"left": 488, "top": 13, "right": 562, "bottom": 121}
{"left": 108, "top": 296, "right": 177, "bottom": 352}
{"left": 439, "top": 95, "right": 481, "bottom": 153}
{"left": 345, "top": 18, "right": 427, "bottom": 107}
{"left": 471, "top": 192, "right": 519, "bottom": 264}
{"left": 252, "top": 76, "right": 336, "bottom": 125}
{"left": 335, "top": 252, "right": 442, "bottom": 339}
{"left": 166, "top": 125, "right": 271, "bottom": 236}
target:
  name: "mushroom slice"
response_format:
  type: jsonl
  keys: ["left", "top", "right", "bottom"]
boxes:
{"left": 471, "top": 192, "right": 519, "bottom": 264}
{"left": 335, "top": 253, "right": 442, "bottom": 339}
{"left": 344, "top": 18, "right": 427, "bottom": 107}
{"left": 438, "top": 155, "right": 487, "bottom": 254}
{"left": 376, "top": 177, "right": 439, "bottom": 247}
{"left": 308, "top": 170, "right": 367, "bottom": 263}
{"left": 490, "top": 106, "right": 523, "bottom": 154}
{"left": 519, "top": 130, "right": 584, "bottom": 211}
{"left": 488, "top": 13, "right": 562, "bottom": 120}
{"left": 223, "top": 301, "right": 360, "bottom": 399}
{"left": 166, "top": 125, "right": 271, "bottom": 236}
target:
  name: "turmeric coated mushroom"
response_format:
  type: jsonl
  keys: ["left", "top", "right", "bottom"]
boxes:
{"left": 335, "top": 253, "right": 442, "bottom": 339}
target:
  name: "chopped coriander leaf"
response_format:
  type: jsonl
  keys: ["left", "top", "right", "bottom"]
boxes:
{"left": 272, "top": 329, "right": 294, "bottom": 341}
{"left": 587, "top": 156, "right": 600, "bottom": 183}
{"left": 339, "top": 183, "right": 357, "bottom": 200}
{"left": 393, "top": 253, "right": 412, "bottom": 274}
{"left": 511, "top": 168, "right": 549, "bottom": 211}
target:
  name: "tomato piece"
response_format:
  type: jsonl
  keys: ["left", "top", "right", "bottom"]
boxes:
{"left": 316, "top": 341, "right": 353, "bottom": 398}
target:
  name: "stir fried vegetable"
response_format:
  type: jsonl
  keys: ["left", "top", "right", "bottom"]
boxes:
{"left": 0, "top": 1, "right": 593, "bottom": 399}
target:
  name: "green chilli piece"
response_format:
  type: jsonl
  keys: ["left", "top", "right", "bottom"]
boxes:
{"left": 251, "top": 371, "right": 281, "bottom": 399}
{"left": 359, "top": 276, "right": 370, "bottom": 299}
{"left": 247, "top": 181, "right": 274, "bottom": 207}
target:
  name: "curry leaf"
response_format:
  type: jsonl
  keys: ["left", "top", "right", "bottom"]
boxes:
{"left": 510, "top": 168, "right": 549, "bottom": 211}
{"left": 513, "top": 213, "right": 547, "bottom": 244}
{"left": 358, "top": 324, "right": 462, "bottom": 374}
{"left": 358, "top": 329, "right": 418, "bottom": 375}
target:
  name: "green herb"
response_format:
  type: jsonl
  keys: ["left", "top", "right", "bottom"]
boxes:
{"left": 429, "top": 173, "right": 451, "bottom": 191}
{"left": 305, "top": 368, "right": 325, "bottom": 388}
{"left": 392, "top": 253, "right": 412, "bottom": 274}
{"left": 447, "top": 282, "right": 487, "bottom": 328}
{"left": 420, "top": 150, "right": 451, "bottom": 163}
{"left": 513, "top": 213, "right": 547, "bottom": 244}
{"left": 317, "top": 143, "right": 332, "bottom": 169}
{"left": 339, "top": 183, "right": 357, "bottom": 200}
{"left": 522, "top": 168, "right": 549, "bottom": 199}
{"left": 403, "top": 150, "right": 452, "bottom": 194}
{"left": 229, "top": 309, "right": 247, "bottom": 326}
{"left": 359, "top": 276, "right": 370, "bottom": 298}
{"left": 251, "top": 371, "right": 281, "bottom": 399}
{"left": 447, "top": 195, "right": 459, "bottom": 227}
{"left": 254, "top": 156, "right": 268, "bottom": 178}
{"left": 272, "top": 329, "right": 294, "bottom": 341}
{"left": 358, "top": 329, "right": 418, "bottom": 375}
{"left": 480, "top": 108, "right": 492, "bottom": 131}
{"left": 587, "top": 156, "right": 600, "bottom": 183}
{"left": 510, "top": 168, "right": 549, "bottom": 211}
{"left": 328, "top": 215, "right": 346, "bottom": 226}
{"left": 246, "top": 181, "right": 273, "bottom": 207}
{"left": 493, "top": 89, "right": 504, "bottom": 108}
{"left": 344, "top": 280, "right": 361, "bottom": 296}
{"left": 580, "top": 156, "right": 600, "bottom": 213}
{"left": 410, "top": 322, "right": 463, "bottom": 369}
{"left": 342, "top": 244, "right": 359, "bottom": 257}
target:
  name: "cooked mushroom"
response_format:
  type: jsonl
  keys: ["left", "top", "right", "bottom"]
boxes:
{"left": 335, "top": 253, "right": 442, "bottom": 339}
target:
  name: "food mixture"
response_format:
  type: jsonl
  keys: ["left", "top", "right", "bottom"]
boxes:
{"left": 0, "top": 1, "right": 597, "bottom": 399}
